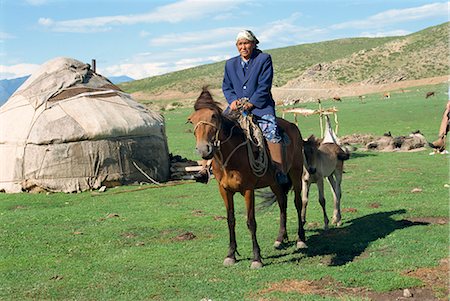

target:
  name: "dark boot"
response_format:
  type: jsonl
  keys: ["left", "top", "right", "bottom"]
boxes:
{"left": 194, "top": 168, "right": 209, "bottom": 183}
{"left": 267, "top": 142, "right": 289, "bottom": 185}
{"left": 194, "top": 160, "right": 211, "bottom": 184}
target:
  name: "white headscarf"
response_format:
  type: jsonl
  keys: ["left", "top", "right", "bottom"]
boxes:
{"left": 236, "top": 30, "right": 259, "bottom": 44}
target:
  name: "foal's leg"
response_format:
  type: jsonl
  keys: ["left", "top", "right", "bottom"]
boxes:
{"left": 270, "top": 183, "right": 288, "bottom": 249}
{"left": 317, "top": 177, "right": 330, "bottom": 230}
{"left": 328, "top": 171, "right": 342, "bottom": 226}
{"left": 301, "top": 176, "right": 311, "bottom": 226}
{"left": 219, "top": 186, "right": 237, "bottom": 266}
{"left": 244, "top": 189, "right": 263, "bottom": 269}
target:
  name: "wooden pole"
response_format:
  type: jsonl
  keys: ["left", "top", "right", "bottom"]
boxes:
{"left": 91, "top": 59, "right": 96, "bottom": 73}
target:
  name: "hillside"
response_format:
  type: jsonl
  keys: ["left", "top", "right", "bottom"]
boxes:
{"left": 287, "top": 22, "right": 449, "bottom": 87}
{"left": 119, "top": 22, "right": 449, "bottom": 106}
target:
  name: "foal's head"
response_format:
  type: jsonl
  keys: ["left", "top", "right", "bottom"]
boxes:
{"left": 188, "top": 88, "right": 224, "bottom": 159}
{"left": 303, "top": 135, "right": 321, "bottom": 174}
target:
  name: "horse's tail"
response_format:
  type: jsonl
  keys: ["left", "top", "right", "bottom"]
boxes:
{"left": 256, "top": 190, "right": 277, "bottom": 210}
{"left": 256, "top": 179, "right": 292, "bottom": 211}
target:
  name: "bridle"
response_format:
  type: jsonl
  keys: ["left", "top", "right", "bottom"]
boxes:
{"left": 193, "top": 120, "right": 221, "bottom": 148}
{"left": 192, "top": 119, "right": 247, "bottom": 170}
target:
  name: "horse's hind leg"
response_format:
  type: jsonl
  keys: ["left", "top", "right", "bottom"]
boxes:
{"left": 219, "top": 186, "right": 237, "bottom": 266}
{"left": 328, "top": 172, "right": 342, "bottom": 226}
{"left": 271, "top": 184, "right": 288, "bottom": 249}
{"left": 317, "top": 178, "right": 330, "bottom": 230}
{"left": 293, "top": 170, "right": 307, "bottom": 249}
{"left": 244, "top": 189, "right": 263, "bottom": 269}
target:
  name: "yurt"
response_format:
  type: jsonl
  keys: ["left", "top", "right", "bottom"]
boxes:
{"left": 0, "top": 57, "right": 170, "bottom": 193}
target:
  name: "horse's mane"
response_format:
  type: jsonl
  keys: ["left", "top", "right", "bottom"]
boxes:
{"left": 194, "top": 86, "right": 223, "bottom": 115}
{"left": 194, "top": 86, "right": 242, "bottom": 137}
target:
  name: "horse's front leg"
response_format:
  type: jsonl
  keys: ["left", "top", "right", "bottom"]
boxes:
{"left": 244, "top": 189, "right": 263, "bottom": 269}
{"left": 317, "top": 177, "right": 330, "bottom": 230}
{"left": 219, "top": 185, "right": 237, "bottom": 266}
{"left": 301, "top": 175, "right": 311, "bottom": 226}
{"left": 328, "top": 173, "right": 342, "bottom": 226}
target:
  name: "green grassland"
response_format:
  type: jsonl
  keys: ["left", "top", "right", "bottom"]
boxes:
{"left": 0, "top": 83, "right": 448, "bottom": 300}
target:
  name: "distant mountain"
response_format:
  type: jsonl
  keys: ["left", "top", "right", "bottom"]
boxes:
{"left": 0, "top": 76, "right": 29, "bottom": 105}
{"left": 0, "top": 74, "right": 134, "bottom": 106}
{"left": 109, "top": 75, "right": 134, "bottom": 84}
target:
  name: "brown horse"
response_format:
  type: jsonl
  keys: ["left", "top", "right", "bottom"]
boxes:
{"left": 188, "top": 88, "right": 307, "bottom": 269}
{"left": 302, "top": 135, "right": 349, "bottom": 230}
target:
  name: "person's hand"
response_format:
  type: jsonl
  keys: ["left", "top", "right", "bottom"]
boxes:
{"left": 230, "top": 99, "right": 240, "bottom": 111}
{"left": 242, "top": 102, "right": 254, "bottom": 111}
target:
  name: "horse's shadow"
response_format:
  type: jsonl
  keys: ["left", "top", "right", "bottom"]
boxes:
{"left": 266, "top": 209, "right": 428, "bottom": 266}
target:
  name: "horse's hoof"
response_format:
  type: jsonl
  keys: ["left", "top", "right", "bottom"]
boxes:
{"left": 336, "top": 221, "right": 342, "bottom": 227}
{"left": 296, "top": 241, "right": 308, "bottom": 249}
{"left": 250, "top": 261, "right": 263, "bottom": 269}
{"left": 223, "top": 257, "right": 236, "bottom": 266}
{"left": 324, "top": 224, "right": 329, "bottom": 231}
{"left": 274, "top": 240, "right": 282, "bottom": 249}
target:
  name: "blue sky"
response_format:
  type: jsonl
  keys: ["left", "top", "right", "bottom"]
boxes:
{"left": 0, "top": 0, "right": 448, "bottom": 80}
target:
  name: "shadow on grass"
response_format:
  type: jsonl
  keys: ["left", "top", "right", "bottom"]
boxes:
{"left": 348, "top": 152, "right": 377, "bottom": 159}
{"left": 266, "top": 209, "right": 429, "bottom": 266}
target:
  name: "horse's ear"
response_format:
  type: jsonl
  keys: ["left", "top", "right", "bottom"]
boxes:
{"left": 307, "top": 134, "right": 315, "bottom": 142}
{"left": 186, "top": 113, "right": 193, "bottom": 124}
{"left": 315, "top": 138, "right": 321, "bottom": 147}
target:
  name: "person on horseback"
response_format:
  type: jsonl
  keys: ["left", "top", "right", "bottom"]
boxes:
{"left": 194, "top": 29, "right": 288, "bottom": 185}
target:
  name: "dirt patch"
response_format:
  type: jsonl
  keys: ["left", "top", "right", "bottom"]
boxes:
{"left": 173, "top": 231, "right": 196, "bottom": 241}
{"left": 121, "top": 232, "right": 138, "bottom": 239}
{"left": 274, "top": 75, "right": 447, "bottom": 102}
{"left": 403, "top": 217, "right": 449, "bottom": 225}
{"left": 404, "top": 258, "right": 449, "bottom": 300}
{"left": 255, "top": 274, "right": 443, "bottom": 301}
{"left": 256, "top": 277, "right": 368, "bottom": 298}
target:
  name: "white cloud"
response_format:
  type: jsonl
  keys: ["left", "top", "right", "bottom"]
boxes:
{"left": 150, "top": 27, "right": 239, "bottom": 46}
{"left": 37, "top": 18, "right": 53, "bottom": 26}
{"left": 38, "top": 0, "right": 246, "bottom": 33}
{"left": 25, "top": 0, "right": 48, "bottom": 6}
{"left": 139, "top": 30, "right": 150, "bottom": 38}
{"left": 0, "top": 32, "right": 14, "bottom": 40}
{"left": 331, "top": 2, "right": 449, "bottom": 30}
{"left": 255, "top": 13, "right": 329, "bottom": 48}
{"left": 100, "top": 62, "right": 171, "bottom": 80}
{"left": 0, "top": 63, "right": 40, "bottom": 80}
{"left": 359, "top": 29, "right": 412, "bottom": 38}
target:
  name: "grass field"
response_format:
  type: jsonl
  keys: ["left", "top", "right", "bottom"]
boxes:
{"left": 1, "top": 83, "right": 449, "bottom": 300}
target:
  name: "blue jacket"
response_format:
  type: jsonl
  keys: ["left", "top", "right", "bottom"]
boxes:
{"left": 222, "top": 49, "right": 276, "bottom": 117}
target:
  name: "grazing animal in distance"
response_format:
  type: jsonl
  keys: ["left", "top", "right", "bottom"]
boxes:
{"left": 188, "top": 87, "right": 307, "bottom": 269}
{"left": 302, "top": 135, "right": 350, "bottom": 230}
{"left": 425, "top": 91, "right": 435, "bottom": 99}
{"left": 332, "top": 96, "right": 342, "bottom": 102}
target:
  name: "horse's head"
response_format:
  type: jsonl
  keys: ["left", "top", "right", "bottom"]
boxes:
{"left": 303, "top": 135, "right": 321, "bottom": 174}
{"left": 188, "top": 87, "right": 224, "bottom": 160}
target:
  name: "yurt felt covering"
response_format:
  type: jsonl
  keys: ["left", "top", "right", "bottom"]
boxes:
{"left": 0, "top": 57, "right": 170, "bottom": 193}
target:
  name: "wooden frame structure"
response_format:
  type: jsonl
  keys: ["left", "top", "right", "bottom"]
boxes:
{"left": 282, "top": 105, "right": 339, "bottom": 138}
